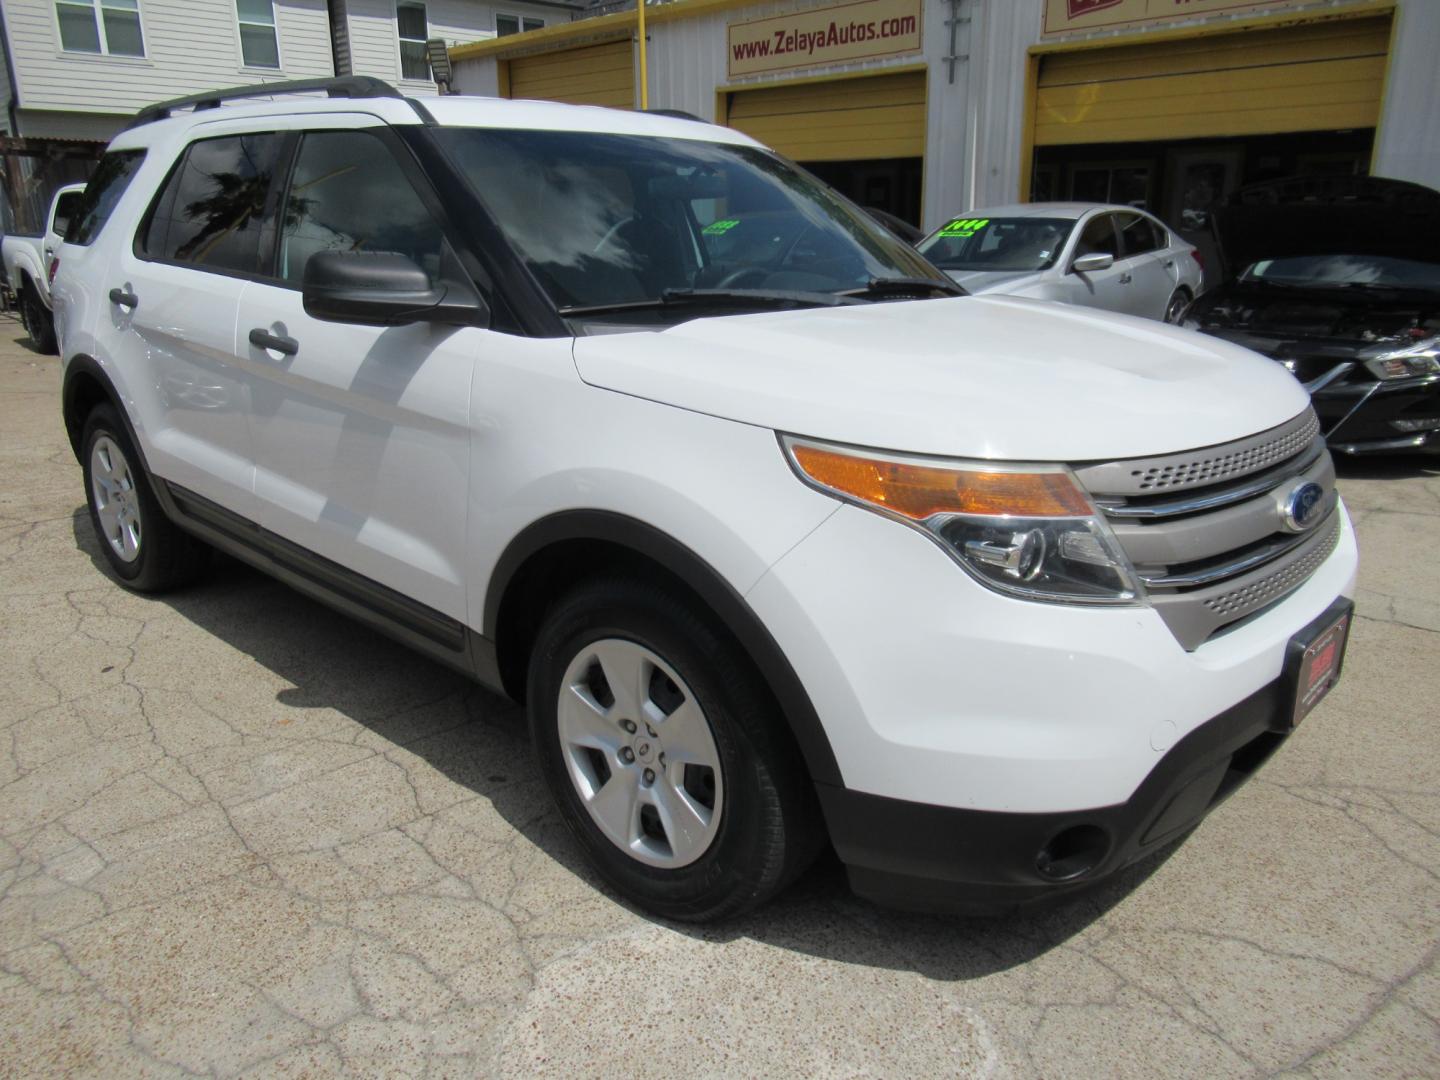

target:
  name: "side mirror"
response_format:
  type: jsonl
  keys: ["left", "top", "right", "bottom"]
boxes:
{"left": 302, "top": 252, "right": 484, "bottom": 327}
{"left": 1070, "top": 252, "right": 1114, "bottom": 274}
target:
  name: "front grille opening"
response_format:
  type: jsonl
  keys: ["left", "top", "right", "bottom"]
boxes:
{"left": 1124, "top": 413, "right": 1320, "bottom": 491}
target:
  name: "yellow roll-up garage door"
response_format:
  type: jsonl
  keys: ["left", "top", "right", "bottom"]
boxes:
{"left": 725, "top": 70, "right": 926, "bottom": 162}
{"left": 507, "top": 40, "right": 635, "bottom": 110}
{"left": 1035, "top": 15, "right": 1391, "bottom": 146}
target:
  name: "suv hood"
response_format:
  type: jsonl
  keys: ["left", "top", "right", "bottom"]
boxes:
{"left": 572, "top": 295, "right": 1309, "bottom": 461}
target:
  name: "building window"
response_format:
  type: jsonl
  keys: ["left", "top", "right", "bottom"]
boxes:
{"left": 56, "top": 0, "right": 145, "bottom": 57}
{"left": 396, "top": 1, "right": 429, "bottom": 81}
{"left": 236, "top": 0, "right": 280, "bottom": 68}
{"left": 495, "top": 13, "right": 544, "bottom": 36}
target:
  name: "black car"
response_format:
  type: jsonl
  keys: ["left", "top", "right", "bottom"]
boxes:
{"left": 1185, "top": 176, "right": 1440, "bottom": 454}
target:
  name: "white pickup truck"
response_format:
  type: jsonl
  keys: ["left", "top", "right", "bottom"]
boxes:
{"left": 3, "top": 182, "right": 87, "bottom": 353}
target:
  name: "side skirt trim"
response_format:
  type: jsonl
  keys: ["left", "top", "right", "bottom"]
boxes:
{"left": 157, "top": 481, "right": 503, "bottom": 691}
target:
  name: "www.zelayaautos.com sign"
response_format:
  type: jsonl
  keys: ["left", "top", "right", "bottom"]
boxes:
{"left": 727, "top": 0, "right": 923, "bottom": 78}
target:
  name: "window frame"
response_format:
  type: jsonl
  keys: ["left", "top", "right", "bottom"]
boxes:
{"left": 1071, "top": 212, "right": 1121, "bottom": 264}
{"left": 68, "top": 149, "right": 147, "bottom": 246}
{"left": 55, "top": 0, "right": 147, "bottom": 58}
{"left": 264, "top": 125, "right": 479, "bottom": 297}
{"left": 395, "top": 0, "right": 431, "bottom": 83}
{"left": 1116, "top": 212, "right": 1161, "bottom": 259}
{"left": 133, "top": 131, "right": 296, "bottom": 285}
{"left": 494, "top": 11, "right": 545, "bottom": 36}
{"left": 235, "top": 0, "right": 283, "bottom": 71}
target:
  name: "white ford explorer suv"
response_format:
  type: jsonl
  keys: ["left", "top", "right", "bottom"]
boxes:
{"left": 53, "top": 78, "right": 1358, "bottom": 921}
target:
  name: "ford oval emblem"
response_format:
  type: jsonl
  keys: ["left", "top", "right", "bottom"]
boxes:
{"left": 1282, "top": 482, "right": 1326, "bottom": 532}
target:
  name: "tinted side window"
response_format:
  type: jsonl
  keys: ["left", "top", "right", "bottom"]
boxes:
{"left": 279, "top": 130, "right": 444, "bottom": 284}
{"left": 1074, "top": 215, "right": 1119, "bottom": 258}
{"left": 51, "top": 191, "right": 85, "bottom": 238}
{"left": 1117, "top": 213, "right": 1159, "bottom": 257}
{"left": 142, "top": 134, "right": 284, "bottom": 274}
{"left": 67, "top": 150, "right": 146, "bottom": 246}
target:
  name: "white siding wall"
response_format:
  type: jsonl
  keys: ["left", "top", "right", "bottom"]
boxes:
{"left": 3, "top": 0, "right": 333, "bottom": 118}
{"left": 344, "top": 0, "right": 562, "bottom": 95}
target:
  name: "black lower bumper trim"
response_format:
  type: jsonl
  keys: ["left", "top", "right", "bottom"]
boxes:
{"left": 817, "top": 676, "right": 1294, "bottom": 913}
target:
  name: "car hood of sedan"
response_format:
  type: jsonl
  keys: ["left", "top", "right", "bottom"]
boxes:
{"left": 942, "top": 268, "right": 1046, "bottom": 294}
{"left": 572, "top": 295, "right": 1310, "bottom": 462}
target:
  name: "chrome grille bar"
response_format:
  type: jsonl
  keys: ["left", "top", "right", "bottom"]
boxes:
{"left": 1099, "top": 441, "right": 1326, "bottom": 520}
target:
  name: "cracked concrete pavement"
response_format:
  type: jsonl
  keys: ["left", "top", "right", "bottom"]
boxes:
{"left": 0, "top": 322, "right": 1436, "bottom": 1077}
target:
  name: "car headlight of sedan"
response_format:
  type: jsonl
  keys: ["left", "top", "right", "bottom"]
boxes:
{"left": 781, "top": 436, "right": 1144, "bottom": 605}
{"left": 1360, "top": 336, "right": 1440, "bottom": 380}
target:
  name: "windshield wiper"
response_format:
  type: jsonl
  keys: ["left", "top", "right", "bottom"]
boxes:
{"left": 559, "top": 288, "right": 860, "bottom": 317}
{"left": 836, "top": 276, "right": 965, "bottom": 300}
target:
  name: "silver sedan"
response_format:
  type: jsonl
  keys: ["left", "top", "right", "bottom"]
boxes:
{"left": 917, "top": 202, "right": 1205, "bottom": 323}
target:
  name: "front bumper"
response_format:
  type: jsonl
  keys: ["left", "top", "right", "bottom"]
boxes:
{"left": 820, "top": 669, "right": 1299, "bottom": 912}
{"left": 745, "top": 497, "right": 1358, "bottom": 910}
{"left": 1315, "top": 373, "right": 1440, "bottom": 454}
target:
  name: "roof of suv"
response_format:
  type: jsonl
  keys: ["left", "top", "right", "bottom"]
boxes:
{"left": 109, "top": 88, "right": 759, "bottom": 151}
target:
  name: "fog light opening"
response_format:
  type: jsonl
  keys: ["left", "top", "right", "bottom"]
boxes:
{"left": 1390, "top": 417, "right": 1440, "bottom": 433}
{"left": 1036, "top": 824, "right": 1111, "bottom": 882}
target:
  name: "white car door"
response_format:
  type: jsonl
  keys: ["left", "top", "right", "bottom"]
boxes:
{"left": 42, "top": 185, "right": 86, "bottom": 301}
{"left": 235, "top": 125, "right": 476, "bottom": 621}
{"left": 1055, "top": 213, "right": 1132, "bottom": 313}
{"left": 1114, "top": 212, "right": 1175, "bottom": 319}
{"left": 101, "top": 129, "right": 287, "bottom": 518}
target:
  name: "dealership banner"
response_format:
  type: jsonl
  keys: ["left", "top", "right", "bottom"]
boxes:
{"left": 727, "top": 0, "right": 923, "bottom": 78}
{"left": 1043, "top": 0, "right": 1311, "bottom": 36}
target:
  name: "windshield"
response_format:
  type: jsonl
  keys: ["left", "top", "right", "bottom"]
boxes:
{"left": 1241, "top": 254, "right": 1440, "bottom": 290}
{"left": 431, "top": 128, "right": 942, "bottom": 312}
{"left": 918, "top": 216, "right": 1074, "bottom": 272}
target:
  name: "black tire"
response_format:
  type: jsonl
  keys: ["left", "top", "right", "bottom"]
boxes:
{"left": 81, "top": 404, "right": 209, "bottom": 592}
{"left": 21, "top": 285, "right": 57, "bottom": 354}
{"left": 528, "top": 577, "right": 822, "bottom": 922}
{"left": 1163, "top": 288, "right": 1192, "bottom": 325}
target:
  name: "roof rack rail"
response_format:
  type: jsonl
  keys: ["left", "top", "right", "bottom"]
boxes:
{"left": 644, "top": 108, "right": 709, "bottom": 124}
{"left": 127, "top": 76, "right": 403, "bottom": 130}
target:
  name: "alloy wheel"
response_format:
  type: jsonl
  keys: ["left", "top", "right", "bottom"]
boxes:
{"left": 556, "top": 637, "right": 723, "bottom": 868}
{"left": 90, "top": 435, "right": 142, "bottom": 563}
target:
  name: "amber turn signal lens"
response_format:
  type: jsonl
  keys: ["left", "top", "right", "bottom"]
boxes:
{"left": 790, "top": 444, "right": 1092, "bottom": 519}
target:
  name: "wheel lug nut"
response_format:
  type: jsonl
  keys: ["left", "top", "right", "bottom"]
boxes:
{"left": 643, "top": 768, "right": 655, "bottom": 785}
{"left": 620, "top": 747, "right": 635, "bottom": 763}
{"left": 620, "top": 719, "right": 637, "bottom": 734}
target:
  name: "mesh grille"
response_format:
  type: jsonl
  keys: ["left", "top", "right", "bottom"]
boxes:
{"left": 1202, "top": 518, "right": 1341, "bottom": 619}
{"left": 1130, "top": 412, "right": 1320, "bottom": 491}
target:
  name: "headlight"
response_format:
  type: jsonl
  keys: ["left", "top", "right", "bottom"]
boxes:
{"left": 781, "top": 437, "right": 1144, "bottom": 605}
{"left": 1361, "top": 336, "right": 1440, "bottom": 381}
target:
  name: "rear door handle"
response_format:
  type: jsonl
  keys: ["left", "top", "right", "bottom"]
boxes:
{"left": 1118, "top": 272, "right": 1133, "bottom": 285}
{"left": 248, "top": 327, "right": 298, "bottom": 356}
{"left": 108, "top": 287, "right": 138, "bottom": 308}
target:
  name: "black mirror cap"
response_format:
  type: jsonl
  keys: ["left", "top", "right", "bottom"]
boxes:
{"left": 302, "top": 251, "right": 486, "bottom": 327}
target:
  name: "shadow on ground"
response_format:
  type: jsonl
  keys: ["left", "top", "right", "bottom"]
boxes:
{"left": 70, "top": 505, "right": 1175, "bottom": 981}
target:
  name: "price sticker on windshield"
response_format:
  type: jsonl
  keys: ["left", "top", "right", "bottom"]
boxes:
{"left": 703, "top": 218, "right": 741, "bottom": 235}
{"left": 939, "top": 217, "right": 989, "bottom": 238}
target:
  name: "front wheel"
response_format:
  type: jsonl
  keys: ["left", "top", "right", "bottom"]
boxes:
{"left": 528, "top": 578, "right": 821, "bottom": 921}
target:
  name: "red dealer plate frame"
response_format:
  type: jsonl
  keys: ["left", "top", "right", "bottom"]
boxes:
{"left": 1282, "top": 599, "right": 1353, "bottom": 729}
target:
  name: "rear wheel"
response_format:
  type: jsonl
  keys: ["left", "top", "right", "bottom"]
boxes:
{"left": 81, "top": 405, "right": 209, "bottom": 591}
{"left": 21, "top": 285, "right": 56, "bottom": 354}
{"left": 528, "top": 577, "right": 821, "bottom": 921}
{"left": 1163, "top": 288, "right": 1192, "bottom": 324}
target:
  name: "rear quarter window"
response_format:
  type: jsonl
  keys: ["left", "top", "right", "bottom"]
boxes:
{"left": 67, "top": 150, "right": 147, "bottom": 246}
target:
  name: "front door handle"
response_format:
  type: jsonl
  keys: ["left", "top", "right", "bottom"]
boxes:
{"left": 248, "top": 327, "right": 299, "bottom": 356}
{"left": 1118, "top": 272, "right": 1133, "bottom": 285}
{"left": 108, "top": 287, "right": 138, "bottom": 308}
